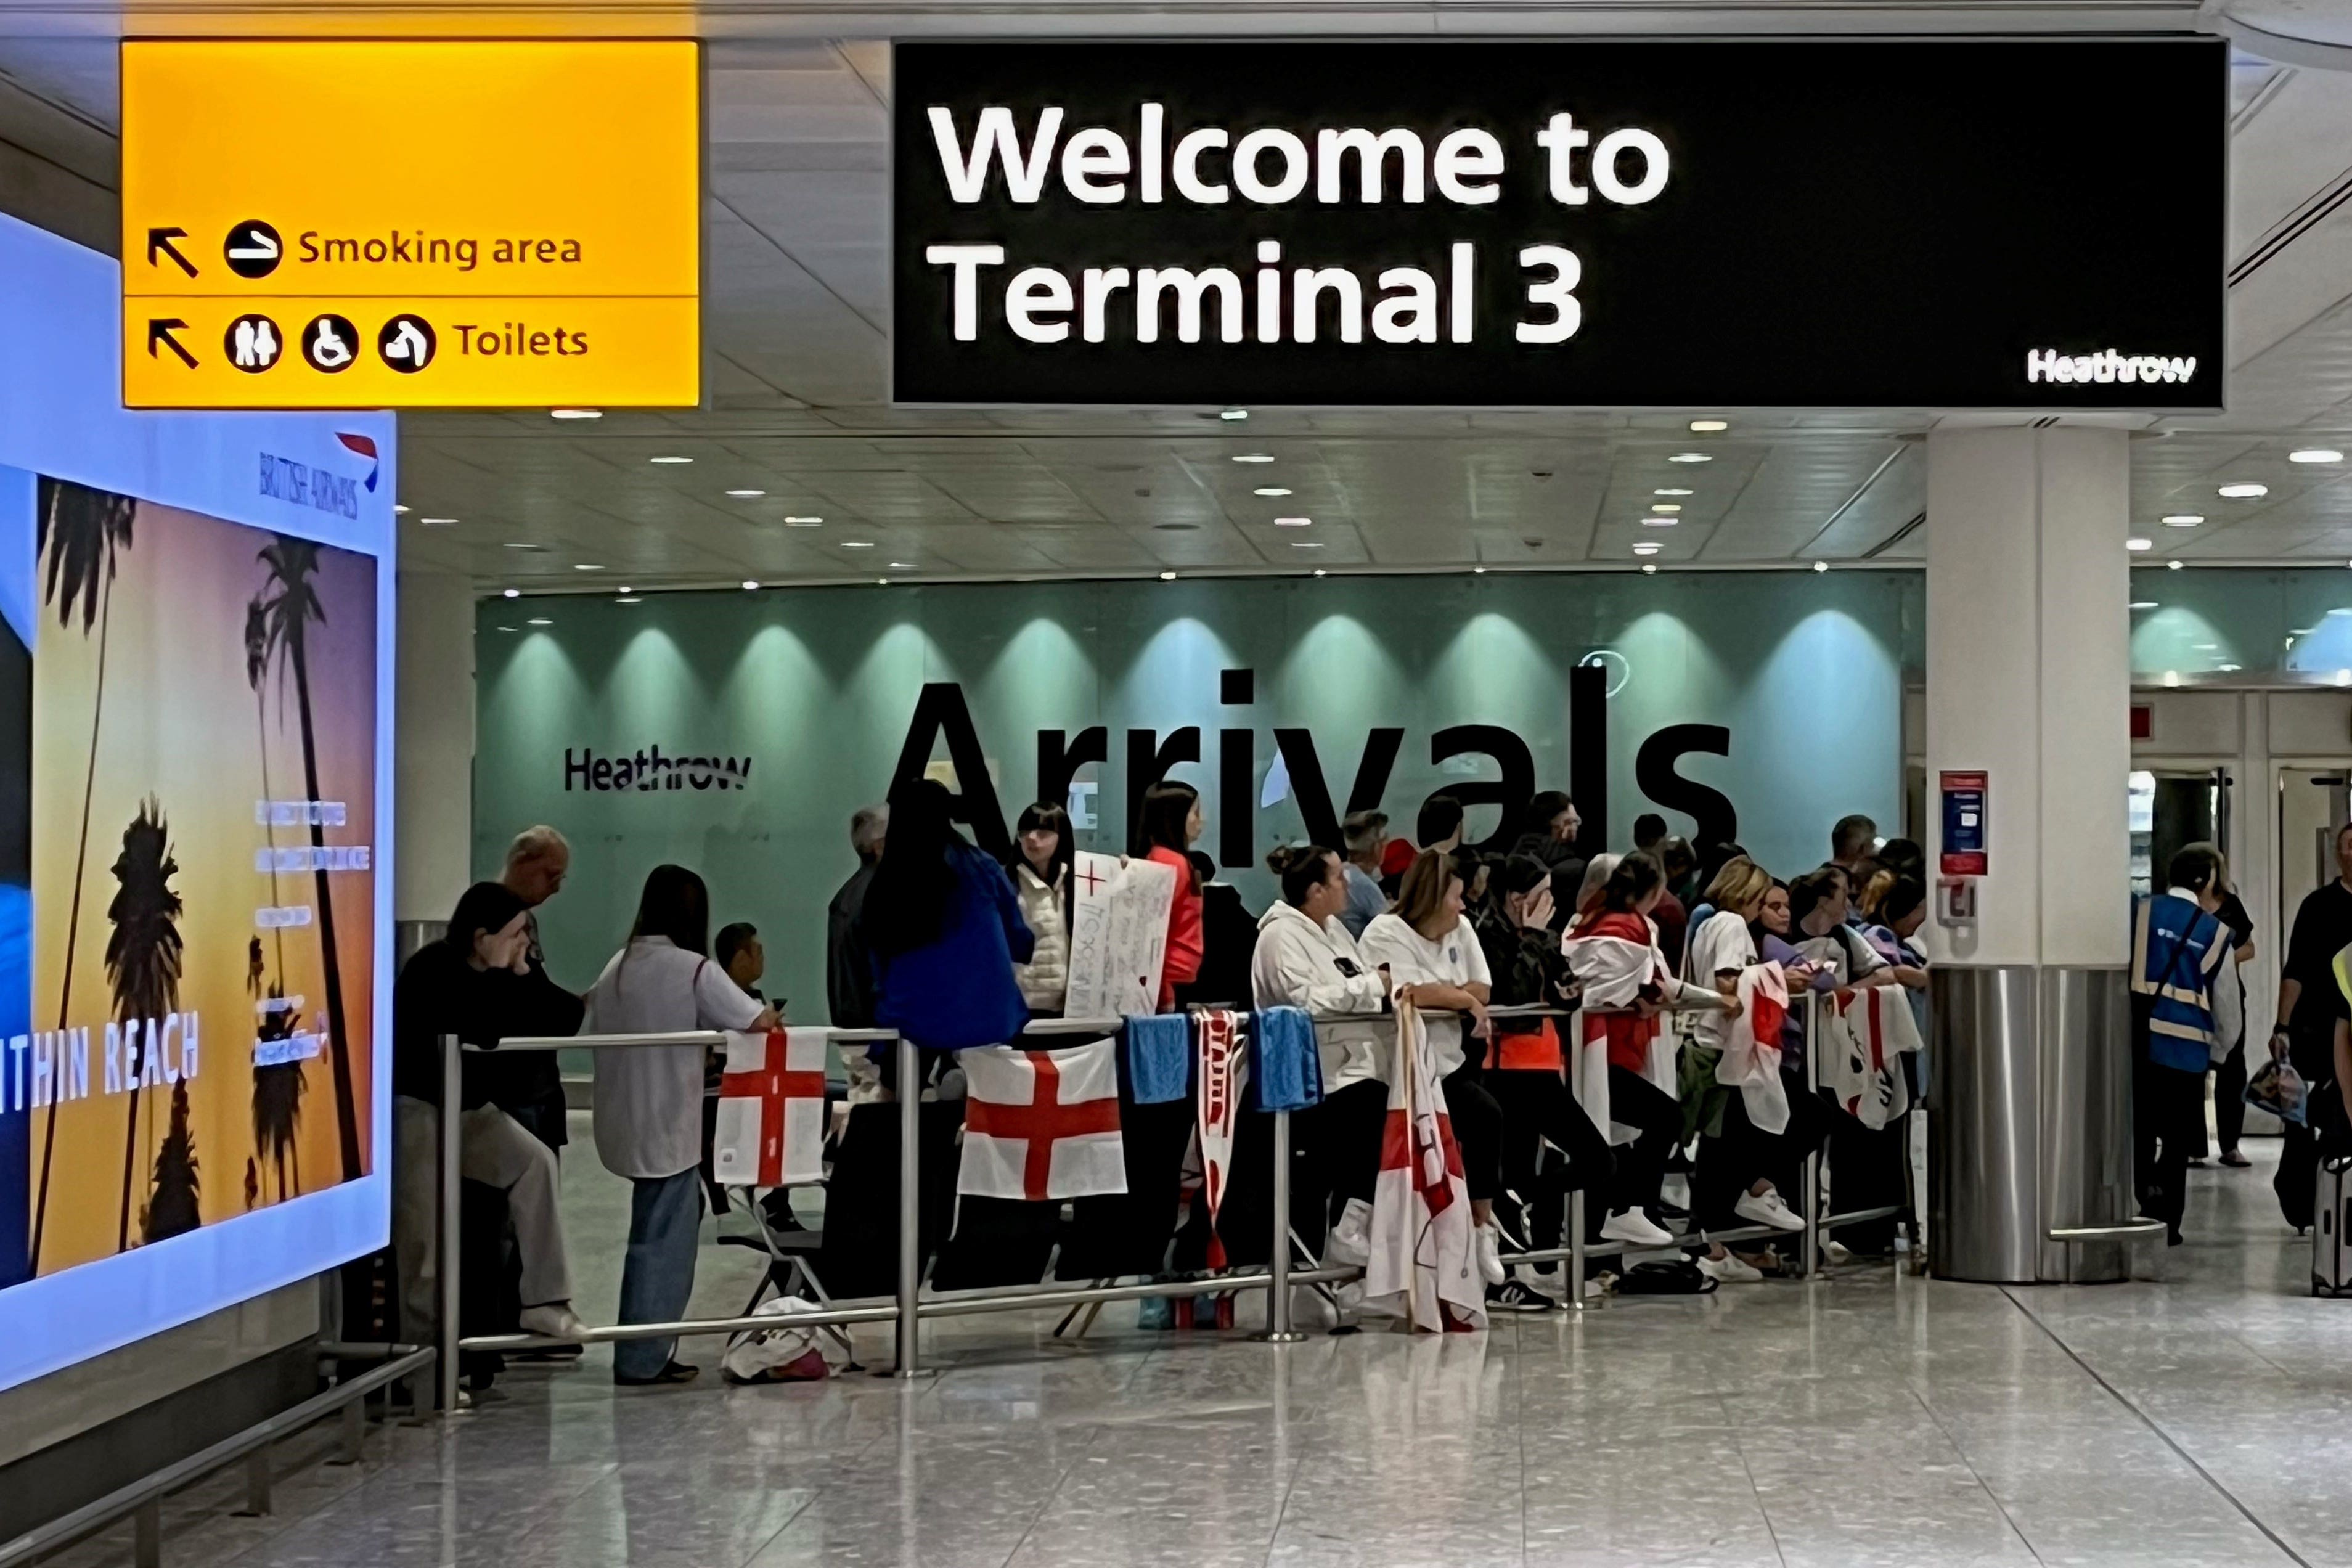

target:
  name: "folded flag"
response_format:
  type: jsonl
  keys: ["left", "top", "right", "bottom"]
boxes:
{"left": 712, "top": 1028, "right": 828, "bottom": 1188}
{"left": 1251, "top": 1005, "right": 1323, "bottom": 1112}
{"left": 958, "top": 1037, "right": 1129, "bottom": 1201}
{"left": 1123, "top": 1010, "right": 1191, "bottom": 1104}
{"left": 1819, "top": 985, "right": 1923, "bottom": 1129}
{"left": 1717, "top": 965, "right": 1791, "bottom": 1135}
{"left": 1194, "top": 1010, "right": 1248, "bottom": 1268}
{"left": 1364, "top": 1001, "right": 1484, "bottom": 1333}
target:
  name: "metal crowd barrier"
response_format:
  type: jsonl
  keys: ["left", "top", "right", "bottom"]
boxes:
{"left": 436, "top": 986, "right": 1920, "bottom": 1394}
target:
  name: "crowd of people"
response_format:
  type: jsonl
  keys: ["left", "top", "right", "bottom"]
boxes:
{"left": 392, "top": 789, "right": 1969, "bottom": 1384}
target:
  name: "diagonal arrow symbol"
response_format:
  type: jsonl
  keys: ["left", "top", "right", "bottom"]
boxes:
{"left": 146, "top": 226, "right": 196, "bottom": 278}
{"left": 147, "top": 318, "right": 197, "bottom": 369}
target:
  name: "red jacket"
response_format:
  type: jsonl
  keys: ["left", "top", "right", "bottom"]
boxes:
{"left": 1146, "top": 846, "right": 1204, "bottom": 1007}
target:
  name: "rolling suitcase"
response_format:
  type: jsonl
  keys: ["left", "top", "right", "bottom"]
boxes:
{"left": 2314, "top": 1155, "right": 2352, "bottom": 1297}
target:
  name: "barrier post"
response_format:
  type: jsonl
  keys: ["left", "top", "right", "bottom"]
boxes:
{"left": 436, "top": 1032, "right": 462, "bottom": 1416}
{"left": 1566, "top": 1188, "right": 1597, "bottom": 1311}
{"left": 891, "top": 1034, "right": 923, "bottom": 1378}
{"left": 1256, "top": 1109, "right": 1307, "bottom": 1342}
{"left": 1801, "top": 992, "right": 1823, "bottom": 1280}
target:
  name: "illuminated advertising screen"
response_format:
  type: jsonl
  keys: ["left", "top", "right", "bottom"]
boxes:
{"left": 0, "top": 210, "right": 393, "bottom": 1392}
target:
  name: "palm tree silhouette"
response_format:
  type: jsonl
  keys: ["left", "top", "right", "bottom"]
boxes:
{"left": 105, "top": 799, "right": 182, "bottom": 1249}
{"left": 251, "top": 984, "right": 306, "bottom": 1202}
{"left": 249, "top": 539, "right": 360, "bottom": 1182}
{"left": 145, "top": 1080, "right": 200, "bottom": 1243}
{"left": 243, "top": 602, "right": 287, "bottom": 982}
{"left": 29, "top": 478, "right": 134, "bottom": 1270}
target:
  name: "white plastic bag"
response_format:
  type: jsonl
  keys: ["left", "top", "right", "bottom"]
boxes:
{"left": 720, "top": 1296, "right": 832, "bottom": 1384}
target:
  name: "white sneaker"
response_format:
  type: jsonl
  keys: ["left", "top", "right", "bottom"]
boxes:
{"left": 1323, "top": 1198, "right": 1373, "bottom": 1270}
{"left": 517, "top": 1303, "right": 591, "bottom": 1341}
{"left": 1601, "top": 1209, "right": 1675, "bottom": 1247}
{"left": 1697, "top": 1252, "right": 1764, "bottom": 1284}
{"left": 1474, "top": 1223, "right": 1506, "bottom": 1286}
{"left": 1734, "top": 1188, "right": 1807, "bottom": 1233}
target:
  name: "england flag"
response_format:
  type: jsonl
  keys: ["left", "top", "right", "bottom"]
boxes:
{"left": 1365, "top": 1002, "right": 1484, "bottom": 1333}
{"left": 711, "top": 1029, "right": 828, "bottom": 1188}
{"left": 1819, "top": 986, "right": 1924, "bottom": 1129}
{"left": 958, "top": 1038, "right": 1128, "bottom": 1202}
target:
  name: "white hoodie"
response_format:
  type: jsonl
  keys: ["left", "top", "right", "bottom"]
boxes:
{"left": 1251, "top": 899, "right": 1391, "bottom": 1088}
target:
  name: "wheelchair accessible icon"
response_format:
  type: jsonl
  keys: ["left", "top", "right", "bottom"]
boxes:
{"left": 301, "top": 314, "right": 359, "bottom": 374}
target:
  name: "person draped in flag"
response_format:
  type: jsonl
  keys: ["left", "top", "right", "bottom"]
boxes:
{"left": 1681, "top": 856, "right": 1819, "bottom": 1283}
{"left": 1563, "top": 852, "right": 1733, "bottom": 1249}
{"left": 1251, "top": 844, "right": 1392, "bottom": 1273}
{"left": 2129, "top": 842, "right": 2231, "bottom": 1246}
{"left": 1789, "top": 864, "right": 1917, "bottom": 1257}
{"left": 1360, "top": 850, "right": 1513, "bottom": 1302}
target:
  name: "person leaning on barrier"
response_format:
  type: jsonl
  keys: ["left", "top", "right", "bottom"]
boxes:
{"left": 859, "top": 777, "right": 1033, "bottom": 1055}
{"left": 1789, "top": 864, "right": 1916, "bottom": 1257}
{"left": 1005, "top": 801, "right": 1073, "bottom": 1016}
{"left": 587, "top": 864, "right": 779, "bottom": 1386}
{"left": 390, "top": 881, "right": 592, "bottom": 1350}
{"left": 1133, "top": 780, "right": 1207, "bottom": 1010}
{"left": 2130, "top": 843, "right": 2231, "bottom": 1248}
{"left": 695, "top": 921, "right": 767, "bottom": 1217}
{"left": 491, "top": 825, "right": 574, "bottom": 1150}
{"left": 1190, "top": 849, "right": 1259, "bottom": 1008}
{"left": 1360, "top": 849, "right": 1514, "bottom": 1301}
{"left": 1252, "top": 843, "right": 1391, "bottom": 1270}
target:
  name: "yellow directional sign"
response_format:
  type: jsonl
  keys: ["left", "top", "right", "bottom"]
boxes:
{"left": 120, "top": 39, "right": 700, "bottom": 409}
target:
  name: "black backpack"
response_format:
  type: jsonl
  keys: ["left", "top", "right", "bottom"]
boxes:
{"left": 1615, "top": 1258, "right": 1718, "bottom": 1296}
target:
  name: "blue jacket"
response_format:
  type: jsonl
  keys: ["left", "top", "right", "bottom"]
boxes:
{"left": 871, "top": 843, "right": 1035, "bottom": 1050}
{"left": 2131, "top": 891, "right": 2226, "bottom": 1074}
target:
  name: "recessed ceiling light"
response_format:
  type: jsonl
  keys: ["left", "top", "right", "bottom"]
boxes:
{"left": 501, "top": 588, "right": 520, "bottom": 599}
{"left": 1254, "top": 486, "right": 1292, "bottom": 497}
{"left": 617, "top": 586, "right": 633, "bottom": 594}
{"left": 1312, "top": 568, "right": 1328, "bottom": 577}
{"left": 888, "top": 561, "right": 916, "bottom": 570}
{"left": 495, "top": 625, "right": 518, "bottom": 633}
{"left": 392, "top": 504, "right": 410, "bottom": 515}
{"left": 1632, "top": 542, "right": 1662, "bottom": 556}
{"left": 1291, "top": 541, "right": 1325, "bottom": 549}
{"left": 2218, "top": 482, "right": 2268, "bottom": 499}
{"left": 1641, "top": 563, "right": 1658, "bottom": 574}
{"left": 1273, "top": 517, "right": 1312, "bottom": 528}
{"left": 1220, "top": 408, "right": 1250, "bottom": 421}
{"left": 2130, "top": 600, "right": 2159, "bottom": 610}
{"left": 2168, "top": 560, "right": 2184, "bottom": 570}
{"left": 503, "top": 541, "right": 545, "bottom": 551}
{"left": 616, "top": 596, "right": 643, "bottom": 605}
{"left": 1472, "top": 566, "right": 1487, "bottom": 574}
{"left": 741, "top": 580, "right": 761, "bottom": 590}
{"left": 2126, "top": 537, "right": 2153, "bottom": 552}
{"left": 574, "top": 563, "right": 605, "bottom": 571}
{"left": 1668, "top": 452, "right": 1713, "bottom": 464}
{"left": 1642, "top": 517, "right": 1678, "bottom": 528}
{"left": 1813, "top": 560, "right": 1830, "bottom": 573}
{"left": 2162, "top": 515, "right": 2203, "bottom": 527}
{"left": 526, "top": 617, "right": 552, "bottom": 626}
{"left": 549, "top": 408, "right": 602, "bottom": 420}
{"left": 650, "top": 455, "right": 693, "bottom": 465}
{"left": 1159, "top": 570, "right": 1178, "bottom": 581}
{"left": 726, "top": 489, "right": 766, "bottom": 499}
{"left": 878, "top": 577, "right": 891, "bottom": 586}
{"left": 2218, "top": 663, "right": 2242, "bottom": 672}
{"left": 1651, "top": 504, "right": 1681, "bottom": 513}
{"left": 2291, "top": 449, "right": 2343, "bottom": 463}
{"left": 420, "top": 517, "right": 457, "bottom": 528}
{"left": 842, "top": 541, "right": 875, "bottom": 549}
{"left": 1232, "top": 454, "right": 1275, "bottom": 464}
{"left": 1655, "top": 488, "right": 1693, "bottom": 496}
{"left": 783, "top": 516, "right": 823, "bottom": 526}
{"left": 1688, "top": 419, "right": 1728, "bottom": 433}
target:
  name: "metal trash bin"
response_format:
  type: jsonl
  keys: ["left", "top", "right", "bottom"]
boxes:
{"left": 1927, "top": 964, "right": 2147, "bottom": 1283}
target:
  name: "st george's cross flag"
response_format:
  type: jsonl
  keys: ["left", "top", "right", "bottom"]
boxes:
{"left": 957, "top": 1038, "right": 1128, "bottom": 1201}
{"left": 712, "top": 1029, "right": 829, "bottom": 1188}
{"left": 1717, "top": 963, "right": 1791, "bottom": 1135}
{"left": 1364, "top": 1001, "right": 1484, "bottom": 1333}
{"left": 1819, "top": 984, "right": 1924, "bottom": 1130}
{"left": 1193, "top": 1010, "right": 1248, "bottom": 1267}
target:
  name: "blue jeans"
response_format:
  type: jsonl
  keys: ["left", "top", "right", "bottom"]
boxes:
{"left": 615, "top": 1169, "right": 701, "bottom": 1380}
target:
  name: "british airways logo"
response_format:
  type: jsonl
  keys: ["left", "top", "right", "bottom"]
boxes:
{"left": 334, "top": 431, "right": 380, "bottom": 492}
{"left": 257, "top": 449, "right": 361, "bottom": 520}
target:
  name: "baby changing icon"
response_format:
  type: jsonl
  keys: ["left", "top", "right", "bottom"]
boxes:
{"left": 377, "top": 314, "right": 436, "bottom": 372}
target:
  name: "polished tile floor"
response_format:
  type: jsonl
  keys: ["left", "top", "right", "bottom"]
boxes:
{"left": 52, "top": 1125, "right": 2352, "bottom": 1568}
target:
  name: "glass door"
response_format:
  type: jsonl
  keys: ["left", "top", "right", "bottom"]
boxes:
{"left": 2129, "top": 767, "right": 2231, "bottom": 899}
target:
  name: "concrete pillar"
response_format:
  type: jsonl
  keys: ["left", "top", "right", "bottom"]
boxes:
{"left": 1924, "top": 424, "right": 2137, "bottom": 1283}
{"left": 395, "top": 566, "right": 474, "bottom": 939}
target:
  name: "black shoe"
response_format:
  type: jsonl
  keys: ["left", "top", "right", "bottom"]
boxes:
{"left": 615, "top": 1359, "right": 701, "bottom": 1386}
{"left": 2168, "top": 1228, "right": 2185, "bottom": 1247}
{"left": 1655, "top": 1200, "right": 1690, "bottom": 1223}
{"left": 510, "top": 1342, "right": 585, "bottom": 1363}
{"left": 1487, "top": 1279, "right": 1561, "bottom": 1313}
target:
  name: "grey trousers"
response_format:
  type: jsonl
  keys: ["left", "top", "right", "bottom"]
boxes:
{"left": 393, "top": 1095, "right": 576, "bottom": 1342}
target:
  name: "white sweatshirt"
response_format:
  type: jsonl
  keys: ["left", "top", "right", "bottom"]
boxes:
{"left": 1251, "top": 900, "right": 1391, "bottom": 1088}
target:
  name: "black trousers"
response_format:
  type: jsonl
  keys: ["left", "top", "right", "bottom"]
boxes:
{"left": 1692, "top": 1076, "right": 1838, "bottom": 1236}
{"left": 1488, "top": 1068, "right": 1612, "bottom": 1252}
{"left": 2212, "top": 1040, "right": 2248, "bottom": 1154}
{"left": 1604, "top": 1064, "right": 1683, "bottom": 1219}
{"left": 1442, "top": 1063, "right": 1503, "bottom": 1204}
{"left": 2277, "top": 1027, "right": 2339, "bottom": 1229}
{"left": 2135, "top": 1055, "right": 2205, "bottom": 1233}
{"left": 1292, "top": 1079, "right": 1389, "bottom": 1251}
{"left": 1825, "top": 1104, "right": 1909, "bottom": 1254}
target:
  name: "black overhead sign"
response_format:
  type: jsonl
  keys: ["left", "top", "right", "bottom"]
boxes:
{"left": 891, "top": 38, "right": 2226, "bottom": 410}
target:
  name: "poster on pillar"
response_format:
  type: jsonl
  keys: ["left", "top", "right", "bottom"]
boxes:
{"left": 1065, "top": 852, "right": 1178, "bottom": 1020}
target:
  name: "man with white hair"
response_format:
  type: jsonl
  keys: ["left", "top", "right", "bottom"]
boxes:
{"left": 828, "top": 804, "right": 888, "bottom": 1029}
{"left": 494, "top": 825, "right": 576, "bottom": 1151}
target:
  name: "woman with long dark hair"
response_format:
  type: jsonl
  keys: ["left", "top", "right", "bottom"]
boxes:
{"left": 1005, "top": 801, "right": 1074, "bottom": 1016}
{"left": 859, "top": 777, "right": 1034, "bottom": 1049}
{"left": 587, "top": 864, "right": 777, "bottom": 1386}
{"left": 1132, "top": 780, "right": 1205, "bottom": 1009}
